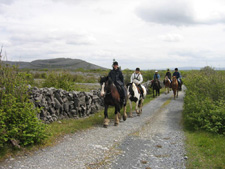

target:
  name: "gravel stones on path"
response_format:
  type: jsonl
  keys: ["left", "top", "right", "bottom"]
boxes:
{"left": 0, "top": 88, "right": 186, "bottom": 169}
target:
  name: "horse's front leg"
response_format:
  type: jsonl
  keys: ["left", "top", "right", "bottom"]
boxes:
{"left": 123, "top": 104, "right": 127, "bottom": 121}
{"left": 114, "top": 104, "right": 120, "bottom": 126}
{"left": 173, "top": 90, "right": 176, "bottom": 99}
{"left": 135, "top": 100, "right": 140, "bottom": 116}
{"left": 139, "top": 99, "right": 144, "bottom": 115}
{"left": 129, "top": 99, "right": 133, "bottom": 117}
{"left": 103, "top": 105, "right": 110, "bottom": 128}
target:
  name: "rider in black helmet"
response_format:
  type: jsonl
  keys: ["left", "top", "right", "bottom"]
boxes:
{"left": 163, "top": 68, "right": 171, "bottom": 85}
{"left": 108, "top": 61, "right": 127, "bottom": 104}
{"left": 166, "top": 68, "right": 171, "bottom": 80}
{"left": 130, "top": 67, "right": 144, "bottom": 96}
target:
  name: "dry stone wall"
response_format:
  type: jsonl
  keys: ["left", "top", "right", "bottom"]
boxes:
{"left": 30, "top": 87, "right": 103, "bottom": 123}
{"left": 30, "top": 81, "right": 151, "bottom": 124}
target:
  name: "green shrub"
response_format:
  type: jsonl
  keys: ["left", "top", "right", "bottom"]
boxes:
{"left": 42, "top": 72, "right": 75, "bottom": 91}
{"left": 183, "top": 67, "right": 225, "bottom": 135}
{"left": 0, "top": 61, "right": 47, "bottom": 149}
{"left": 0, "top": 94, "right": 47, "bottom": 147}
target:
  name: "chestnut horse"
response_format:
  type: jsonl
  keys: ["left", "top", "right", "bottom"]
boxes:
{"left": 100, "top": 76, "right": 127, "bottom": 127}
{"left": 171, "top": 76, "right": 178, "bottom": 99}
{"left": 164, "top": 76, "right": 171, "bottom": 94}
{"left": 126, "top": 83, "right": 147, "bottom": 117}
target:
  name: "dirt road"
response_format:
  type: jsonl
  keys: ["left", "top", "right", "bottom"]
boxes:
{"left": 0, "top": 87, "right": 186, "bottom": 169}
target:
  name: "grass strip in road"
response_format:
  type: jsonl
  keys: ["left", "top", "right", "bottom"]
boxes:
{"left": 185, "top": 131, "right": 225, "bottom": 169}
{"left": 45, "top": 92, "right": 156, "bottom": 146}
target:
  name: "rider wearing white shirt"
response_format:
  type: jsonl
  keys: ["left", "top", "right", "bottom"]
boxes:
{"left": 130, "top": 68, "right": 143, "bottom": 95}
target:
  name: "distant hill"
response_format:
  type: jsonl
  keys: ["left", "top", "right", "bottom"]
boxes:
{"left": 4, "top": 58, "right": 107, "bottom": 70}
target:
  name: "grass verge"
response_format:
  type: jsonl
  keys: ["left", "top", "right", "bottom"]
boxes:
{"left": 185, "top": 131, "right": 225, "bottom": 169}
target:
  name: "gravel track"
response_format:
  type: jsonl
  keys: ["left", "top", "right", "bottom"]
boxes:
{"left": 0, "top": 87, "right": 186, "bottom": 169}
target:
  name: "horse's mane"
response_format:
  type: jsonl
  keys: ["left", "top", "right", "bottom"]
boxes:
{"left": 100, "top": 76, "right": 108, "bottom": 84}
{"left": 100, "top": 76, "right": 113, "bottom": 86}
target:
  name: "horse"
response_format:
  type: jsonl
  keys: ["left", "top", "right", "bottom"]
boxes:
{"left": 126, "top": 83, "right": 147, "bottom": 117}
{"left": 151, "top": 79, "right": 160, "bottom": 97}
{"left": 100, "top": 76, "right": 127, "bottom": 127}
{"left": 171, "top": 76, "right": 178, "bottom": 99}
{"left": 164, "top": 76, "right": 171, "bottom": 94}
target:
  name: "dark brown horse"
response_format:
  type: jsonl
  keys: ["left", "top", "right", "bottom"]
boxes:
{"left": 100, "top": 76, "right": 127, "bottom": 127}
{"left": 171, "top": 76, "right": 178, "bottom": 99}
{"left": 151, "top": 79, "right": 160, "bottom": 97}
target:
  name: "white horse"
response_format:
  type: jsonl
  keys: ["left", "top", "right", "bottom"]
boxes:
{"left": 126, "top": 83, "right": 147, "bottom": 117}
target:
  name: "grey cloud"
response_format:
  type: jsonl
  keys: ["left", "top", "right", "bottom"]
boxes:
{"left": 136, "top": 0, "right": 195, "bottom": 26}
{"left": 136, "top": 0, "right": 225, "bottom": 26}
{"left": 0, "top": 0, "right": 15, "bottom": 5}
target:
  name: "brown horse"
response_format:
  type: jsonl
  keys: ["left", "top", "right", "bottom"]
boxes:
{"left": 171, "top": 76, "right": 178, "bottom": 99}
{"left": 100, "top": 76, "right": 127, "bottom": 127}
{"left": 151, "top": 79, "right": 160, "bottom": 97}
{"left": 164, "top": 76, "right": 171, "bottom": 94}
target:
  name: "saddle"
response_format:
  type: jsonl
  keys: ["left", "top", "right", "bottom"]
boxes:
{"left": 135, "top": 84, "right": 144, "bottom": 96}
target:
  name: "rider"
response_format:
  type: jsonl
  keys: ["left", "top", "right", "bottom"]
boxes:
{"left": 108, "top": 61, "right": 126, "bottom": 104}
{"left": 165, "top": 68, "right": 171, "bottom": 80}
{"left": 151, "top": 70, "right": 162, "bottom": 88}
{"left": 164, "top": 68, "right": 171, "bottom": 84}
{"left": 172, "top": 68, "right": 182, "bottom": 90}
{"left": 130, "top": 67, "right": 143, "bottom": 96}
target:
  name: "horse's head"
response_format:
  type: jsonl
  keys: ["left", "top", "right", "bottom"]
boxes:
{"left": 126, "top": 83, "right": 134, "bottom": 97}
{"left": 165, "top": 76, "right": 168, "bottom": 81}
{"left": 100, "top": 76, "right": 114, "bottom": 97}
{"left": 100, "top": 76, "right": 107, "bottom": 96}
{"left": 172, "top": 76, "right": 177, "bottom": 81}
{"left": 126, "top": 82, "right": 139, "bottom": 98}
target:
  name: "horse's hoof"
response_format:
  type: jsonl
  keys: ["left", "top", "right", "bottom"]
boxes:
{"left": 114, "top": 123, "right": 119, "bottom": 126}
{"left": 103, "top": 119, "right": 110, "bottom": 127}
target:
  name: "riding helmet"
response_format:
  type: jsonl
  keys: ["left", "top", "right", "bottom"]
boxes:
{"left": 175, "top": 68, "right": 178, "bottom": 71}
{"left": 136, "top": 68, "right": 140, "bottom": 71}
{"left": 113, "top": 61, "right": 118, "bottom": 66}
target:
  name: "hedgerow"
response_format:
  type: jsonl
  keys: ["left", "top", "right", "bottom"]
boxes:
{"left": 183, "top": 66, "right": 225, "bottom": 135}
{"left": 0, "top": 60, "right": 48, "bottom": 149}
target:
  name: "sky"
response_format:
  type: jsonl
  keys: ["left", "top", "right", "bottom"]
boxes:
{"left": 1, "top": 0, "right": 225, "bottom": 69}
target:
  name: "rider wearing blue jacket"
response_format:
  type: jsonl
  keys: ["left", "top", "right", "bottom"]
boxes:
{"left": 151, "top": 70, "right": 162, "bottom": 88}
